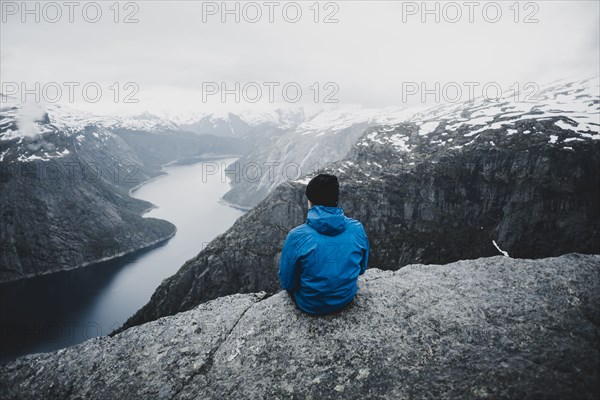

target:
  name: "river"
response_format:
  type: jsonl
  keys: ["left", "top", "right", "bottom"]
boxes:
{"left": 0, "top": 157, "right": 244, "bottom": 363}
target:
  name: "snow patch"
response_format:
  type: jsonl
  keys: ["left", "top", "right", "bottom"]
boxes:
{"left": 492, "top": 240, "right": 510, "bottom": 257}
{"left": 294, "top": 177, "right": 312, "bottom": 185}
{"left": 389, "top": 134, "right": 410, "bottom": 152}
{"left": 564, "top": 137, "right": 583, "bottom": 143}
{"left": 554, "top": 120, "right": 576, "bottom": 131}
{"left": 418, "top": 121, "right": 439, "bottom": 136}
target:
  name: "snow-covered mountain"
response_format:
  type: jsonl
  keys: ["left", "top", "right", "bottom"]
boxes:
{"left": 173, "top": 109, "right": 306, "bottom": 137}
{"left": 342, "top": 76, "right": 599, "bottom": 175}
{"left": 222, "top": 77, "right": 599, "bottom": 209}
{"left": 0, "top": 98, "right": 308, "bottom": 163}
{"left": 368, "top": 76, "right": 599, "bottom": 151}
{"left": 0, "top": 99, "right": 181, "bottom": 164}
{"left": 4, "top": 76, "right": 596, "bottom": 167}
{"left": 221, "top": 106, "right": 427, "bottom": 208}
{"left": 0, "top": 98, "right": 181, "bottom": 137}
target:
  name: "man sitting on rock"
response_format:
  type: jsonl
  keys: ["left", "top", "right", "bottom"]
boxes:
{"left": 279, "top": 173, "right": 370, "bottom": 315}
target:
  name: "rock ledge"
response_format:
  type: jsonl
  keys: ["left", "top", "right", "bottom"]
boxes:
{"left": 1, "top": 254, "right": 599, "bottom": 399}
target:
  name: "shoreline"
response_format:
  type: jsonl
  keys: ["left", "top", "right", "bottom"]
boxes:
{"left": 0, "top": 230, "right": 177, "bottom": 286}
{"left": 1, "top": 153, "right": 243, "bottom": 285}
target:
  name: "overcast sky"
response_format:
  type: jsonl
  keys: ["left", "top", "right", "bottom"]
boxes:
{"left": 1, "top": 0, "right": 599, "bottom": 116}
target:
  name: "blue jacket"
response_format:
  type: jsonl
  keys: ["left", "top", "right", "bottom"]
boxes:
{"left": 278, "top": 205, "right": 370, "bottom": 315}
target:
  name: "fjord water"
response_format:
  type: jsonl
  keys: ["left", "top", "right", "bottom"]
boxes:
{"left": 0, "top": 158, "right": 244, "bottom": 362}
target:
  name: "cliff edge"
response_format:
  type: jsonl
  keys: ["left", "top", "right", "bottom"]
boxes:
{"left": 1, "top": 254, "right": 598, "bottom": 399}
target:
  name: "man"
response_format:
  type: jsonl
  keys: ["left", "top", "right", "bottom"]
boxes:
{"left": 278, "top": 173, "right": 370, "bottom": 315}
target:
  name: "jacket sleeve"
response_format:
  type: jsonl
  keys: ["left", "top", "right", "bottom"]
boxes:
{"left": 359, "top": 226, "right": 370, "bottom": 275}
{"left": 279, "top": 232, "right": 300, "bottom": 291}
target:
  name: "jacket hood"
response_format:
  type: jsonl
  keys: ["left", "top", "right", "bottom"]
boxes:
{"left": 306, "top": 205, "right": 348, "bottom": 236}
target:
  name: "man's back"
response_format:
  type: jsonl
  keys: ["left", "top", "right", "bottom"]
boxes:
{"left": 279, "top": 205, "right": 370, "bottom": 315}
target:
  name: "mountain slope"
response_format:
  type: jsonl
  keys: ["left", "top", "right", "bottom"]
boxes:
{"left": 3, "top": 254, "right": 599, "bottom": 399}
{"left": 222, "top": 107, "right": 416, "bottom": 208}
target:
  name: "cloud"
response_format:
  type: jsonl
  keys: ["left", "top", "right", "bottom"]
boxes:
{"left": 16, "top": 101, "right": 47, "bottom": 138}
{"left": 1, "top": 1, "right": 598, "bottom": 115}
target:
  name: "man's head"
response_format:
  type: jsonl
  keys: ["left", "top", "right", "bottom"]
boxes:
{"left": 305, "top": 173, "right": 339, "bottom": 207}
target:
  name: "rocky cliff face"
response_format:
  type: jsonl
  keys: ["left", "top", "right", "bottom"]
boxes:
{"left": 2, "top": 254, "right": 599, "bottom": 399}
{"left": 334, "top": 120, "right": 600, "bottom": 266}
{"left": 120, "top": 79, "right": 600, "bottom": 331}
{"left": 0, "top": 126, "right": 174, "bottom": 283}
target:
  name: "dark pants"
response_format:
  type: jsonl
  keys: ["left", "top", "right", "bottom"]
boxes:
{"left": 287, "top": 290, "right": 353, "bottom": 316}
